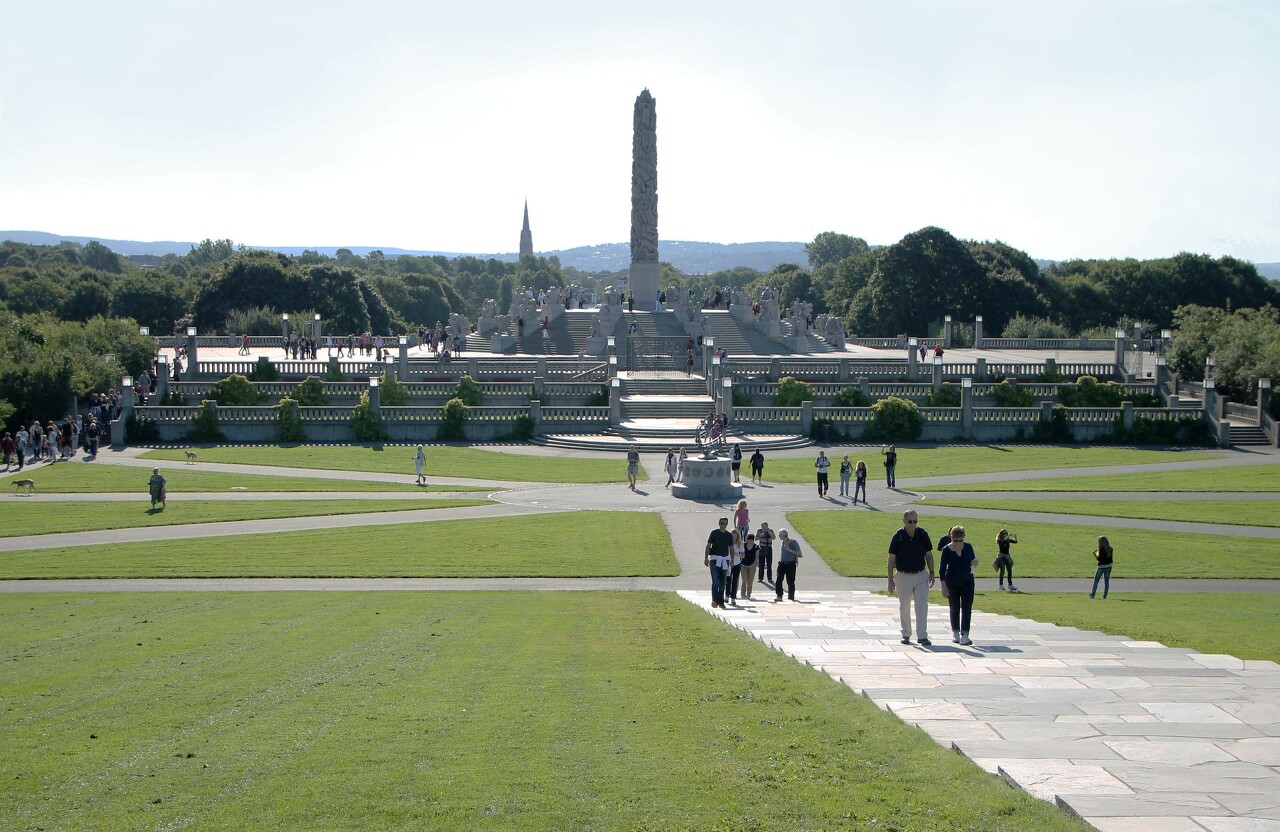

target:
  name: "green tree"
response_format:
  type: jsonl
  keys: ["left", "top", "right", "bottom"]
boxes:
{"left": 864, "top": 397, "right": 923, "bottom": 442}
{"left": 805, "top": 232, "right": 869, "bottom": 269}
{"left": 81, "top": 241, "right": 123, "bottom": 273}
{"left": 773, "top": 376, "right": 815, "bottom": 407}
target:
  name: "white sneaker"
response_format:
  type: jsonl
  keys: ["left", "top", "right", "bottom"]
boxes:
{"left": 999, "top": 585, "right": 1007, "bottom": 591}
{"left": 952, "top": 631, "right": 960, "bottom": 644}
{"left": 959, "top": 633, "right": 973, "bottom": 646}
{"left": 1008, "top": 585, "right": 1018, "bottom": 592}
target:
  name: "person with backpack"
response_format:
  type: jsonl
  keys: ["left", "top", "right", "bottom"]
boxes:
{"left": 774, "top": 529, "right": 803, "bottom": 602}
{"left": 755, "top": 522, "right": 775, "bottom": 586}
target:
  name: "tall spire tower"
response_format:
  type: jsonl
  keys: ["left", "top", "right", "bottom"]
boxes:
{"left": 519, "top": 200, "right": 533, "bottom": 258}
{"left": 628, "top": 89, "right": 659, "bottom": 302}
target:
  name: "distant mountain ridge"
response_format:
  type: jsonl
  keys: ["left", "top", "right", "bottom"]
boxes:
{"left": 3, "top": 229, "right": 1278, "bottom": 281}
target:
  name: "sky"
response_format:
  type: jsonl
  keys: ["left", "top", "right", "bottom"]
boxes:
{"left": 2, "top": 0, "right": 1278, "bottom": 262}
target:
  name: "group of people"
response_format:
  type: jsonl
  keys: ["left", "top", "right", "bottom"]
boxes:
{"left": 659, "top": 444, "right": 766, "bottom": 487}
{"left": 705, "top": 505, "right": 800, "bottom": 607}
{"left": 3, "top": 412, "right": 107, "bottom": 471}
{"left": 812, "top": 445, "right": 897, "bottom": 500}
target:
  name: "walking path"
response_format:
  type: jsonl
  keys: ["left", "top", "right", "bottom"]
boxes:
{"left": 684, "top": 589, "right": 1280, "bottom": 832}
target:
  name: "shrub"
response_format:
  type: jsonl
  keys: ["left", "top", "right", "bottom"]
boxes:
{"left": 990, "top": 380, "right": 1036, "bottom": 407}
{"left": 732, "top": 388, "right": 753, "bottom": 408}
{"left": 224, "top": 305, "right": 280, "bottom": 336}
{"left": 160, "top": 389, "right": 186, "bottom": 406}
{"left": 293, "top": 376, "right": 328, "bottom": 406}
{"left": 585, "top": 384, "right": 609, "bottom": 407}
{"left": 1036, "top": 367, "right": 1063, "bottom": 383}
{"left": 505, "top": 413, "right": 535, "bottom": 441}
{"left": 833, "top": 387, "right": 870, "bottom": 407}
{"left": 324, "top": 364, "right": 345, "bottom": 382}
{"left": 809, "top": 416, "right": 848, "bottom": 442}
{"left": 529, "top": 384, "right": 548, "bottom": 406}
{"left": 454, "top": 374, "right": 482, "bottom": 407}
{"left": 438, "top": 397, "right": 469, "bottom": 442}
{"left": 379, "top": 371, "right": 408, "bottom": 406}
{"left": 1001, "top": 314, "right": 1069, "bottom": 339}
{"left": 206, "top": 374, "right": 266, "bottom": 406}
{"left": 925, "top": 383, "right": 961, "bottom": 408}
{"left": 864, "top": 397, "right": 923, "bottom": 442}
{"left": 1057, "top": 375, "right": 1123, "bottom": 408}
{"left": 350, "top": 391, "right": 386, "bottom": 441}
{"left": 773, "top": 376, "right": 815, "bottom": 407}
{"left": 125, "top": 413, "right": 160, "bottom": 443}
{"left": 274, "top": 397, "right": 305, "bottom": 442}
{"left": 1107, "top": 414, "right": 1214, "bottom": 446}
{"left": 188, "top": 400, "right": 225, "bottom": 442}
{"left": 1032, "top": 404, "right": 1072, "bottom": 442}
{"left": 248, "top": 358, "right": 280, "bottom": 382}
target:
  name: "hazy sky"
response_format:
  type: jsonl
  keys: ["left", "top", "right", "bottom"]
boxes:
{"left": 3, "top": 0, "right": 1277, "bottom": 262}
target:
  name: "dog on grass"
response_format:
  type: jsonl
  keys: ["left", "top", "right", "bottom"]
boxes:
{"left": 184, "top": 451, "right": 199, "bottom": 464}
{"left": 12, "top": 479, "right": 36, "bottom": 495}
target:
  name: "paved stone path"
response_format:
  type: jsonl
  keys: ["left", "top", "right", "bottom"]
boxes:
{"left": 683, "top": 589, "right": 1280, "bottom": 832}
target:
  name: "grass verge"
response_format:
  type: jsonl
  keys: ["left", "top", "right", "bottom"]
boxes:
{"left": 787, "top": 510, "right": 1280, "bottom": 579}
{"left": 0, "top": 498, "right": 490, "bottom": 538}
{"left": 925, "top": 463, "right": 1280, "bottom": 492}
{"left": 140, "top": 445, "right": 637, "bottom": 483}
{"left": 762, "top": 446, "right": 1217, "bottom": 484}
{"left": 0, "top": 511, "right": 676, "bottom": 579}
{"left": 0, "top": 591, "right": 1091, "bottom": 832}
{"left": 926, "top": 498, "right": 1280, "bottom": 528}
{"left": 961, "top": 591, "right": 1280, "bottom": 664}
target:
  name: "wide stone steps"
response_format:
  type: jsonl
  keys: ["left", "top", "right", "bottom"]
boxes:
{"left": 620, "top": 398, "right": 714, "bottom": 419}
{"left": 534, "top": 428, "right": 811, "bottom": 452}
{"left": 1228, "top": 424, "right": 1272, "bottom": 446}
{"left": 622, "top": 378, "right": 708, "bottom": 396}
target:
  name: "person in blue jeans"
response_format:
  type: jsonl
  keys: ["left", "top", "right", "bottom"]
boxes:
{"left": 939, "top": 525, "right": 979, "bottom": 645}
{"left": 1090, "top": 536, "right": 1114, "bottom": 599}
{"left": 704, "top": 518, "right": 735, "bottom": 609}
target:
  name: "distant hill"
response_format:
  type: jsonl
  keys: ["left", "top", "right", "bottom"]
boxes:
{"left": 1256, "top": 262, "right": 1280, "bottom": 282}
{"left": 0, "top": 230, "right": 809, "bottom": 273}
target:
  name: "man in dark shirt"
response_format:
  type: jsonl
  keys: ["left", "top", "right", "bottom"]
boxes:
{"left": 887, "top": 510, "right": 935, "bottom": 646}
{"left": 626, "top": 446, "right": 640, "bottom": 490}
{"left": 704, "top": 518, "right": 735, "bottom": 609}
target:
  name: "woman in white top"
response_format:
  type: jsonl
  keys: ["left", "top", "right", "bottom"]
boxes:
{"left": 413, "top": 445, "right": 427, "bottom": 486}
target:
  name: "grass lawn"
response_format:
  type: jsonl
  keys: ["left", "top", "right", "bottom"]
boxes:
{"left": 787, "top": 510, "right": 1280, "bottom": 579}
{"left": 0, "top": 591, "right": 1091, "bottom": 832}
{"left": 927, "top": 498, "right": 1280, "bottom": 528}
{"left": 0, "top": 498, "right": 491, "bottom": 538}
{"left": 762, "top": 446, "right": 1217, "bottom": 484}
{"left": 0, "top": 462, "right": 489, "bottom": 493}
{"left": 925, "top": 463, "right": 1280, "bottom": 492}
{"left": 961, "top": 591, "right": 1280, "bottom": 664}
{"left": 141, "top": 445, "right": 637, "bottom": 483}
{"left": 0, "top": 511, "right": 677, "bottom": 579}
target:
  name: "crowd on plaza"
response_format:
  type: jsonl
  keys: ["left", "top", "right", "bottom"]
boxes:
{"left": 2, "top": 393, "right": 119, "bottom": 472}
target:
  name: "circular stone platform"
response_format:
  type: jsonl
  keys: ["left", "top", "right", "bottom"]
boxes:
{"left": 671, "top": 454, "right": 744, "bottom": 501}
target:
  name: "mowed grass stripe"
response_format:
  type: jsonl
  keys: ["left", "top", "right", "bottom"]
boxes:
{"left": 0, "top": 463, "right": 485, "bottom": 493}
{"left": 0, "top": 591, "right": 1092, "bottom": 832}
{"left": 142, "top": 445, "right": 634, "bottom": 483}
{"left": 0, "top": 511, "right": 677, "bottom": 579}
{"left": 959, "top": 591, "right": 1280, "bottom": 664}
{"left": 0, "top": 498, "right": 491, "bottom": 538}
{"left": 926, "top": 498, "right": 1280, "bottom": 528}
{"left": 788, "top": 510, "right": 1280, "bottom": 579}
{"left": 925, "top": 463, "right": 1280, "bottom": 492}
{"left": 762, "top": 446, "right": 1217, "bottom": 484}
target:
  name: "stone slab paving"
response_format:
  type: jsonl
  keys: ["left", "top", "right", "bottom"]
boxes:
{"left": 679, "top": 589, "right": 1280, "bottom": 832}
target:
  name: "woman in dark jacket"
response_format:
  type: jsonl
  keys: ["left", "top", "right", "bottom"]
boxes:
{"left": 939, "top": 525, "right": 979, "bottom": 645}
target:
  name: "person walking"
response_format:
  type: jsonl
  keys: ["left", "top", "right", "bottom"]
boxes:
{"left": 740, "top": 533, "right": 759, "bottom": 600}
{"left": 939, "top": 525, "right": 979, "bottom": 645}
{"left": 676, "top": 448, "right": 688, "bottom": 483}
{"left": 853, "top": 460, "right": 868, "bottom": 504}
{"left": 749, "top": 448, "right": 764, "bottom": 483}
{"left": 838, "top": 454, "right": 852, "bottom": 497}
{"left": 1, "top": 432, "right": 13, "bottom": 470}
{"left": 1090, "top": 536, "right": 1114, "bottom": 599}
{"left": 774, "top": 529, "right": 802, "bottom": 602}
{"left": 733, "top": 499, "right": 750, "bottom": 542}
{"left": 994, "top": 529, "right": 1018, "bottom": 591}
{"left": 413, "top": 445, "right": 427, "bottom": 486}
{"left": 756, "top": 522, "right": 775, "bottom": 586}
{"left": 881, "top": 444, "right": 897, "bottom": 488}
{"left": 887, "top": 510, "right": 935, "bottom": 646}
{"left": 814, "top": 451, "right": 830, "bottom": 497}
{"left": 626, "top": 445, "right": 640, "bottom": 490}
{"left": 148, "top": 467, "right": 167, "bottom": 509}
{"left": 686, "top": 347, "right": 694, "bottom": 376}
{"left": 664, "top": 449, "right": 677, "bottom": 488}
{"left": 730, "top": 443, "right": 743, "bottom": 483}
{"left": 704, "top": 517, "right": 735, "bottom": 609}
{"left": 727, "top": 530, "right": 745, "bottom": 606}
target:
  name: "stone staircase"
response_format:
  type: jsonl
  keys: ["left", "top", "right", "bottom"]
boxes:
{"left": 1228, "top": 423, "right": 1272, "bottom": 446}
{"left": 534, "top": 425, "right": 811, "bottom": 452}
{"left": 700, "top": 311, "right": 791, "bottom": 356}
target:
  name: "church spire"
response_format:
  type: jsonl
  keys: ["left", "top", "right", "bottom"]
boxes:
{"left": 519, "top": 199, "right": 533, "bottom": 258}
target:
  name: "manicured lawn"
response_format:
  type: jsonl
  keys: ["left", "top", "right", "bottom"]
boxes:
{"left": 762, "top": 446, "right": 1217, "bottom": 484}
{"left": 141, "top": 445, "right": 637, "bottom": 483}
{"left": 927, "top": 498, "right": 1280, "bottom": 528}
{"left": 0, "top": 463, "right": 487, "bottom": 493}
{"left": 787, "top": 510, "right": 1280, "bottom": 579}
{"left": 0, "top": 591, "right": 1091, "bottom": 832}
{"left": 0, "top": 498, "right": 490, "bottom": 538}
{"left": 0, "top": 511, "right": 677, "bottom": 579}
{"left": 961, "top": 591, "right": 1280, "bottom": 664}
{"left": 925, "top": 463, "right": 1280, "bottom": 492}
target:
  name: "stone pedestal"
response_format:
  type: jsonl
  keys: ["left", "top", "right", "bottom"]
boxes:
{"left": 585, "top": 335, "right": 608, "bottom": 357}
{"left": 629, "top": 261, "right": 660, "bottom": 307}
{"left": 490, "top": 334, "right": 516, "bottom": 353}
{"left": 672, "top": 455, "right": 743, "bottom": 501}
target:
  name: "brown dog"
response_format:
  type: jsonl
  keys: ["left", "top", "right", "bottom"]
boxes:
{"left": 12, "top": 479, "right": 36, "bottom": 495}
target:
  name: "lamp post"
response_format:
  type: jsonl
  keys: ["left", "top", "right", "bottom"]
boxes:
{"left": 314, "top": 313, "right": 322, "bottom": 342}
